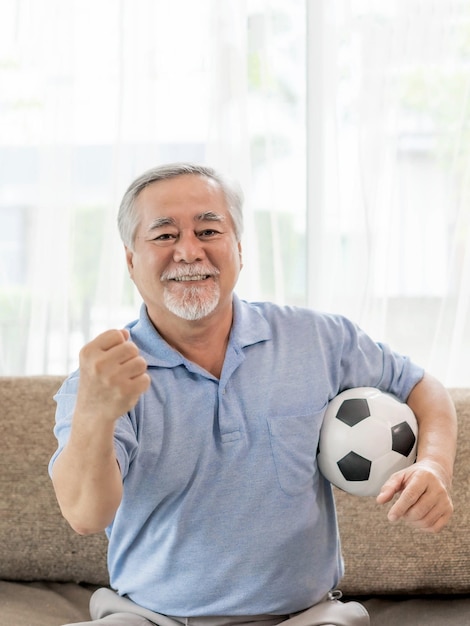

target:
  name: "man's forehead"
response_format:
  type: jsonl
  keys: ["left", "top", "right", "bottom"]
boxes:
{"left": 136, "top": 174, "right": 225, "bottom": 207}
{"left": 133, "top": 174, "right": 234, "bottom": 234}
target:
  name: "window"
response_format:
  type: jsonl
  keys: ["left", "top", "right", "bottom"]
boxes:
{"left": 1, "top": 0, "right": 469, "bottom": 385}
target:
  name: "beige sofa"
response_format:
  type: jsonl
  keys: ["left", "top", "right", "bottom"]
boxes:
{"left": 1, "top": 376, "right": 469, "bottom": 626}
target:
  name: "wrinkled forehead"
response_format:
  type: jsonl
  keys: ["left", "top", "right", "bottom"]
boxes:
{"left": 133, "top": 173, "right": 234, "bottom": 232}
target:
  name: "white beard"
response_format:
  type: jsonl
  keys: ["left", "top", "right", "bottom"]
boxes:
{"left": 161, "top": 263, "right": 221, "bottom": 321}
{"left": 163, "top": 282, "right": 220, "bottom": 321}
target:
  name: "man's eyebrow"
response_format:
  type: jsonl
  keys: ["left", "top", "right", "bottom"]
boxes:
{"left": 146, "top": 217, "right": 177, "bottom": 232}
{"left": 195, "top": 211, "right": 225, "bottom": 224}
{"left": 146, "top": 212, "right": 225, "bottom": 232}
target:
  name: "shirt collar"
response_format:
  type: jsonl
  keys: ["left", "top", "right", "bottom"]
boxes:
{"left": 231, "top": 293, "right": 272, "bottom": 348}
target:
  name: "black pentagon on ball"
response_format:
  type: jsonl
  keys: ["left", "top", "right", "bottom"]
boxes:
{"left": 336, "top": 398, "right": 371, "bottom": 427}
{"left": 391, "top": 421, "right": 416, "bottom": 457}
{"left": 337, "top": 451, "right": 372, "bottom": 481}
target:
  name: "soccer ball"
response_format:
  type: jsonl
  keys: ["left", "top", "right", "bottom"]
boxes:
{"left": 317, "top": 387, "right": 418, "bottom": 497}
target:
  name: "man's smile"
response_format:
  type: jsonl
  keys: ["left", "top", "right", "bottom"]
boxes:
{"left": 161, "top": 264, "right": 220, "bottom": 285}
{"left": 171, "top": 275, "right": 211, "bottom": 282}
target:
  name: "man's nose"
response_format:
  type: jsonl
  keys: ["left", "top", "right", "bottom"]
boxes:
{"left": 172, "top": 231, "right": 205, "bottom": 263}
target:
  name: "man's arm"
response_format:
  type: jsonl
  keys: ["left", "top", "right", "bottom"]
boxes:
{"left": 51, "top": 329, "right": 150, "bottom": 535}
{"left": 376, "top": 372, "right": 457, "bottom": 533}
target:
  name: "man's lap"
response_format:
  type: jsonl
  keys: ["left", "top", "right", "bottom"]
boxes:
{"left": 62, "top": 587, "right": 369, "bottom": 626}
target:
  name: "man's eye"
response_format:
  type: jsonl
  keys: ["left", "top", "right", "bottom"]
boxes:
{"left": 152, "top": 233, "right": 176, "bottom": 242}
{"left": 198, "top": 229, "right": 219, "bottom": 238}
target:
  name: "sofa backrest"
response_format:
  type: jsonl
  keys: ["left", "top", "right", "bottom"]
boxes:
{"left": 0, "top": 376, "right": 469, "bottom": 595}
{"left": 0, "top": 376, "right": 109, "bottom": 585}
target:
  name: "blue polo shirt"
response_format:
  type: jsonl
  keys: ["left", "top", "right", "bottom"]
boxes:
{"left": 50, "top": 295, "right": 423, "bottom": 616}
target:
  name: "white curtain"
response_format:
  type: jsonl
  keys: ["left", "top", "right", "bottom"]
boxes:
{"left": 1, "top": 0, "right": 469, "bottom": 386}
{"left": 306, "top": 0, "right": 470, "bottom": 386}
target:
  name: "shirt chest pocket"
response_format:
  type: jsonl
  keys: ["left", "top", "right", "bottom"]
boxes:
{"left": 267, "top": 409, "right": 325, "bottom": 496}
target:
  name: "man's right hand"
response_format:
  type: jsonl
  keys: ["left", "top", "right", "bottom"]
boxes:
{"left": 52, "top": 329, "right": 150, "bottom": 535}
{"left": 76, "top": 329, "right": 151, "bottom": 422}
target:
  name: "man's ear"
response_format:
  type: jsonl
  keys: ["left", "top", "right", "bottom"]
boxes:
{"left": 238, "top": 241, "right": 243, "bottom": 270}
{"left": 125, "top": 246, "right": 134, "bottom": 275}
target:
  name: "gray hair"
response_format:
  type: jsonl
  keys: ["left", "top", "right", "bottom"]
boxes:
{"left": 118, "top": 162, "right": 244, "bottom": 249}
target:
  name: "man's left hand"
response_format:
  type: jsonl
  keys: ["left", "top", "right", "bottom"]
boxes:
{"left": 376, "top": 460, "right": 453, "bottom": 533}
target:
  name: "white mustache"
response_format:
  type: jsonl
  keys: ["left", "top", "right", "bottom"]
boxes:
{"left": 161, "top": 264, "right": 220, "bottom": 281}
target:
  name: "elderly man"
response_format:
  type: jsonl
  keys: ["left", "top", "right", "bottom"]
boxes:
{"left": 50, "top": 163, "right": 456, "bottom": 626}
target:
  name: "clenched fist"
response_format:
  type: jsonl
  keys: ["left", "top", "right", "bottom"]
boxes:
{"left": 76, "top": 329, "right": 151, "bottom": 422}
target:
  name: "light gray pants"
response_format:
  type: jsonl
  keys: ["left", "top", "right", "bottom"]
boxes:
{"left": 63, "top": 587, "right": 369, "bottom": 626}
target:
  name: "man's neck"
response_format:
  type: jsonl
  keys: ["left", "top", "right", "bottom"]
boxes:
{"left": 148, "top": 302, "right": 234, "bottom": 379}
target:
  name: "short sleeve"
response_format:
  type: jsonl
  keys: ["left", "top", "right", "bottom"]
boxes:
{"left": 48, "top": 372, "right": 138, "bottom": 479}
{"left": 334, "top": 315, "right": 424, "bottom": 401}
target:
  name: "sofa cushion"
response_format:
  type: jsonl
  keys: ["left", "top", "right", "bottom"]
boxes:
{"left": 2, "top": 582, "right": 470, "bottom": 626}
{"left": 0, "top": 581, "right": 94, "bottom": 626}
{"left": 0, "top": 376, "right": 109, "bottom": 585}
{"left": 337, "top": 388, "right": 470, "bottom": 596}
{"left": 361, "top": 595, "right": 470, "bottom": 626}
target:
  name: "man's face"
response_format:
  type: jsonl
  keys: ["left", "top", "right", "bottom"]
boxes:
{"left": 125, "top": 174, "right": 243, "bottom": 324}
